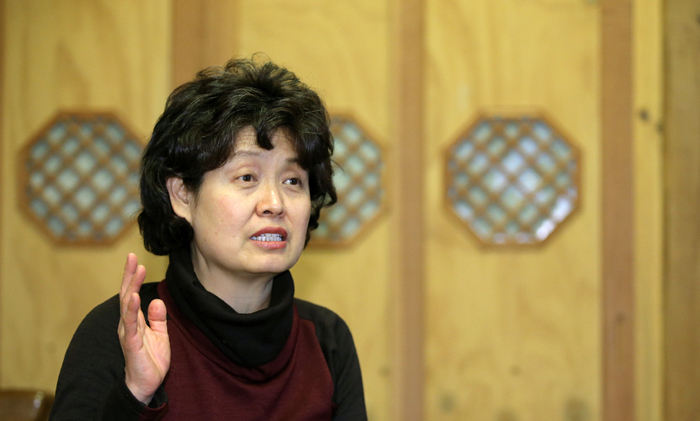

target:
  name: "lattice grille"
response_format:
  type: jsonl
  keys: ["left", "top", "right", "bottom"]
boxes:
{"left": 311, "top": 115, "right": 384, "bottom": 246}
{"left": 446, "top": 114, "right": 580, "bottom": 245}
{"left": 20, "top": 112, "right": 143, "bottom": 244}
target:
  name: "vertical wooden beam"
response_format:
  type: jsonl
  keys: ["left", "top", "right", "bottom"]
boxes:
{"left": 664, "top": 0, "right": 700, "bottom": 419}
{"left": 172, "top": 0, "right": 240, "bottom": 88}
{"left": 0, "top": 0, "right": 5, "bottom": 386}
{"left": 391, "top": 0, "right": 425, "bottom": 420}
{"left": 601, "top": 0, "right": 635, "bottom": 420}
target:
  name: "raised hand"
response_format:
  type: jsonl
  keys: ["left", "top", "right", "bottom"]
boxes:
{"left": 118, "top": 253, "right": 171, "bottom": 405}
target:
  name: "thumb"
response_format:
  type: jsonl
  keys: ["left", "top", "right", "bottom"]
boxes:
{"left": 147, "top": 299, "right": 168, "bottom": 334}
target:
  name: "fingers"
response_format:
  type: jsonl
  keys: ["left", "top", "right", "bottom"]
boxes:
{"left": 122, "top": 292, "right": 142, "bottom": 343}
{"left": 120, "top": 254, "right": 138, "bottom": 299}
{"left": 119, "top": 254, "right": 147, "bottom": 343}
{"left": 120, "top": 256, "right": 146, "bottom": 316}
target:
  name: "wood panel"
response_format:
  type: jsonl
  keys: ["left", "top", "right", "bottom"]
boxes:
{"left": 633, "top": 0, "right": 664, "bottom": 419}
{"left": 425, "top": 1, "right": 600, "bottom": 419}
{"left": 390, "top": 0, "right": 425, "bottom": 419}
{"left": 0, "top": 0, "right": 171, "bottom": 390}
{"left": 233, "top": 2, "right": 393, "bottom": 419}
{"left": 0, "top": 0, "right": 4, "bottom": 385}
{"left": 664, "top": 0, "right": 700, "bottom": 419}
{"left": 601, "top": 0, "right": 635, "bottom": 419}
{"left": 172, "top": 0, "right": 240, "bottom": 88}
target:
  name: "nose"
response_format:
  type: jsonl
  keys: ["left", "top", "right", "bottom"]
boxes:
{"left": 256, "top": 181, "right": 285, "bottom": 216}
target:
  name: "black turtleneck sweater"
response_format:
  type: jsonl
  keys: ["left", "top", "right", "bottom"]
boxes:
{"left": 49, "top": 249, "right": 367, "bottom": 420}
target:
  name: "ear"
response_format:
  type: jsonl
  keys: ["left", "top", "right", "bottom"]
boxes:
{"left": 166, "top": 177, "right": 194, "bottom": 223}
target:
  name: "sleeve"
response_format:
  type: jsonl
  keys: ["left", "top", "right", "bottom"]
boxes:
{"left": 329, "top": 316, "right": 367, "bottom": 421}
{"left": 49, "top": 295, "right": 168, "bottom": 421}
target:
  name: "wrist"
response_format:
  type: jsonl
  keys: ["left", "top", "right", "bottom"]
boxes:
{"left": 124, "top": 374, "right": 155, "bottom": 405}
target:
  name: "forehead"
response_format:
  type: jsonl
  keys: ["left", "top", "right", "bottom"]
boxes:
{"left": 231, "top": 127, "right": 298, "bottom": 159}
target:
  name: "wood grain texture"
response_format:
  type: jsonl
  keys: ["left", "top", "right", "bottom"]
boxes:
{"left": 633, "top": 0, "right": 664, "bottom": 419}
{"left": 234, "top": 1, "right": 393, "bottom": 419}
{"left": 425, "top": 1, "right": 600, "bottom": 419}
{"left": 602, "top": 0, "right": 635, "bottom": 420}
{"left": 0, "top": 0, "right": 4, "bottom": 386}
{"left": 172, "top": 0, "right": 240, "bottom": 88}
{"left": 390, "top": 0, "right": 425, "bottom": 419}
{"left": 664, "top": 0, "right": 700, "bottom": 419}
{"left": 1, "top": 0, "right": 171, "bottom": 390}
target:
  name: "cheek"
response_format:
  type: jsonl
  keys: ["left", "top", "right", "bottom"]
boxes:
{"left": 299, "top": 199, "right": 312, "bottom": 221}
{"left": 194, "top": 196, "right": 239, "bottom": 234}
{"left": 215, "top": 196, "right": 247, "bottom": 230}
{"left": 216, "top": 196, "right": 232, "bottom": 218}
{"left": 291, "top": 200, "right": 312, "bottom": 229}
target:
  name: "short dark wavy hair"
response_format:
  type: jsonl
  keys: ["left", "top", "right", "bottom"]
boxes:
{"left": 138, "top": 56, "right": 337, "bottom": 255}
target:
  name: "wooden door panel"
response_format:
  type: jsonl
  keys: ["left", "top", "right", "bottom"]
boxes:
{"left": 632, "top": 0, "right": 664, "bottom": 414}
{"left": 425, "top": 1, "right": 600, "bottom": 419}
{"left": 1, "top": 0, "right": 171, "bottom": 391}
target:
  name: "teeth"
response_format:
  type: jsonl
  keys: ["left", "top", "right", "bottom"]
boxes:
{"left": 251, "top": 233, "right": 283, "bottom": 242}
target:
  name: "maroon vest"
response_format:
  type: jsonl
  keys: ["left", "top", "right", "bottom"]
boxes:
{"left": 152, "top": 281, "right": 334, "bottom": 420}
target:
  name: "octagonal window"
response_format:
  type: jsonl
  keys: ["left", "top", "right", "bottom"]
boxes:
{"left": 446, "top": 113, "right": 580, "bottom": 245}
{"left": 20, "top": 112, "right": 143, "bottom": 244}
{"left": 310, "top": 115, "right": 385, "bottom": 246}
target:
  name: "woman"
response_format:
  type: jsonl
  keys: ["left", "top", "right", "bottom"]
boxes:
{"left": 50, "top": 58, "right": 367, "bottom": 420}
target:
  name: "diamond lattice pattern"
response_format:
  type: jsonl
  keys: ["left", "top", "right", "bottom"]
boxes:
{"left": 312, "top": 116, "right": 384, "bottom": 245}
{"left": 21, "top": 113, "right": 142, "bottom": 244}
{"left": 446, "top": 115, "right": 579, "bottom": 245}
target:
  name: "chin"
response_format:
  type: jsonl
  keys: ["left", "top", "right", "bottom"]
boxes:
{"left": 249, "top": 259, "right": 296, "bottom": 276}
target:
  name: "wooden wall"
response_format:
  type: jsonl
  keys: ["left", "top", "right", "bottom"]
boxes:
{"left": 664, "top": 0, "right": 700, "bottom": 419}
{"left": 425, "top": 1, "right": 601, "bottom": 419}
{"left": 172, "top": 0, "right": 240, "bottom": 88}
{"left": 602, "top": 0, "right": 634, "bottom": 419}
{"left": 634, "top": 0, "right": 664, "bottom": 419}
{"left": 0, "top": 0, "right": 679, "bottom": 420}
{"left": 0, "top": 0, "right": 171, "bottom": 390}
{"left": 390, "top": 0, "right": 426, "bottom": 419}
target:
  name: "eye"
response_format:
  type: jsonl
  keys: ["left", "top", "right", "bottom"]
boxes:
{"left": 239, "top": 174, "right": 254, "bottom": 182}
{"left": 284, "top": 177, "right": 301, "bottom": 186}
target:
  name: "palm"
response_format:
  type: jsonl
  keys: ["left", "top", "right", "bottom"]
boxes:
{"left": 118, "top": 254, "right": 171, "bottom": 404}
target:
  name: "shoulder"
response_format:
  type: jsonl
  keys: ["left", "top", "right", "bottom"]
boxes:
{"left": 294, "top": 298, "right": 340, "bottom": 325}
{"left": 51, "top": 283, "right": 163, "bottom": 419}
{"left": 51, "top": 284, "right": 156, "bottom": 418}
{"left": 293, "top": 298, "right": 358, "bottom": 379}
{"left": 294, "top": 299, "right": 367, "bottom": 420}
{"left": 77, "top": 282, "right": 161, "bottom": 335}
{"left": 62, "top": 282, "right": 162, "bottom": 367}
{"left": 60, "top": 283, "right": 161, "bottom": 381}
{"left": 294, "top": 298, "right": 355, "bottom": 347}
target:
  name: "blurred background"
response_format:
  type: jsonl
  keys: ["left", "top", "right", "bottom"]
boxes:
{"left": 1, "top": 0, "right": 698, "bottom": 420}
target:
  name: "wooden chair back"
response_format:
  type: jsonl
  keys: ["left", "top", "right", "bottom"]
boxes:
{"left": 0, "top": 390, "right": 53, "bottom": 421}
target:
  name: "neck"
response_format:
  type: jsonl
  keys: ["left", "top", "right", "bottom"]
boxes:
{"left": 190, "top": 246, "right": 275, "bottom": 314}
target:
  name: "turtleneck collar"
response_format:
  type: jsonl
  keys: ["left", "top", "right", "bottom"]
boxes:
{"left": 165, "top": 247, "right": 295, "bottom": 367}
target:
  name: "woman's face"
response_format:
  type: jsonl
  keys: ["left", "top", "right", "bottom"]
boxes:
{"left": 171, "top": 127, "right": 311, "bottom": 284}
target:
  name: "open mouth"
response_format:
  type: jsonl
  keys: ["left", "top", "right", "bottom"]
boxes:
{"left": 250, "top": 233, "right": 285, "bottom": 242}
